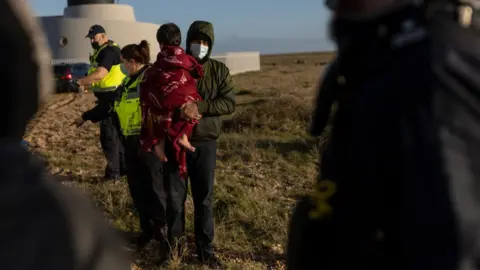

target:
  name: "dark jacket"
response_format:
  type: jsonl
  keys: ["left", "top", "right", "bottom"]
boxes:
{"left": 186, "top": 21, "right": 236, "bottom": 141}
{"left": 82, "top": 91, "right": 117, "bottom": 123}
{"left": 429, "top": 2, "right": 480, "bottom": 268}
{"left": 309, "top": 61, "right": 339, "bottom": 137}
{"left": 288, "top": 4, "right": 459, "bottom": 270}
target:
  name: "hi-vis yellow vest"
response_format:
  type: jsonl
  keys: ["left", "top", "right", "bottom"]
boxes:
{"left": 114, "top": 70, "right": 146, "bottom": 136}
{"left": 88, "top": 41, "right": 126, "bottom": 92}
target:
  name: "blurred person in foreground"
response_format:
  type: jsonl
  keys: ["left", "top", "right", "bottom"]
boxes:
{"left": 287, "top": 0, "right": 463, "bottom": 269}
{"left": 0, "top": 0, "right": 129, "bottom": 269}
{"left": 161, "top": 20, "right": 236, "bottom": 268}
{"left": 429, "top": 0, "right": 480, "bottom": 268}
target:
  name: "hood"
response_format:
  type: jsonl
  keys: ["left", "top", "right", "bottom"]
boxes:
{"left": 186, "top": 21, "right": 215, "bottom": 64}
{"left": 2, "top": 0, "right": 53, "bottom": 139}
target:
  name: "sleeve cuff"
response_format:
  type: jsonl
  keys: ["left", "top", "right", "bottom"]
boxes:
{"left": 197, "top": 100, "right": 208, "bottom": 114}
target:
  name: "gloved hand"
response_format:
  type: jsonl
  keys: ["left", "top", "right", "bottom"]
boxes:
{"left": 68, "top": 80, "right": 86, "bottom": 93}
{"left": 71, "top": 117, "right": 85, "bottom": 128}
{"left": 67, "top": 80, "right": 80, "bottom": 92}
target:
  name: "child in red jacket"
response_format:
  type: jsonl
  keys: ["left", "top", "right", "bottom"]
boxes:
{"left": 140, "top": 23, "right": 203, "bottom": 178}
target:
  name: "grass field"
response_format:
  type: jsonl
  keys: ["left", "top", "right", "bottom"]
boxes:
{"left": 24, "top": 51, "right": 335, "bottom": 269}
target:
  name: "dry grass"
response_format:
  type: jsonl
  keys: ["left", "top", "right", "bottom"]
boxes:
{"left": 24, "top": 51, "right": 335, "bottom": 269}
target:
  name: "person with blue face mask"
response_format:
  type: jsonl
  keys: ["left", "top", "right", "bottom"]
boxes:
{"left": 189, "top": 41, "right": 209, "bottom": 60}
{"left": 161, "top": 20, "right": 236, "bottom": 268}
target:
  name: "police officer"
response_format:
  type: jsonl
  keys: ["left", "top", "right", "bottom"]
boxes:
{"left": 73, "top": 40, "right": 168, "bottom": 251}
{"left": 288, "top": 0, "right": 460, "bottom": 269}
{"left": 73, "top": 25, "right": 127, "bottom": 181}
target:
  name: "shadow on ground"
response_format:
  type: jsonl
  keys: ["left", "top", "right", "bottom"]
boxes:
{"left": 254, "top": 138, "right": 318, "bottom": 155}
{"left": 236, "top": 90, "right": 254, "bottom": 96}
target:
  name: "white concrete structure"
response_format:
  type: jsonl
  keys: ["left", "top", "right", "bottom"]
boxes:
{"left": 37, "top": 2, "right": 261, "bottom": 75}
{"left": 214, "top": 52, "right": 261, "bottom": 75}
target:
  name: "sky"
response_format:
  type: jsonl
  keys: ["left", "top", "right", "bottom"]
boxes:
{"left": 29, "top": 0, "right": 335, "bottom": 54}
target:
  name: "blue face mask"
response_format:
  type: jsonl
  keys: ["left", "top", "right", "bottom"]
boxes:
{"left": 120, "top": 63, "right": 128, "bottom": 75}
{"left": 190, "top": 43, "right": 209, "bottom": 59}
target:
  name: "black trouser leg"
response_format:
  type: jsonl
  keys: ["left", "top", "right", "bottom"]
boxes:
{"left": 100, "top": 116, "right": 122, "bottom": 177}
{"left": 123, "top": 136, "right": 167, "bottom": 240}
{"left": 119, "top": 139, "right": 127, "bottom": 175}
{"left": 188, "top": 140, "right": 217, "bottom": 256}
{"left": 164, "top": 142, "right": 187, "bottom": 242}
{"left": 141, "top": 149, "right": 169, "bottom": 242}
{"left": 164, "top": 140, "right": 217, "bottom": 256}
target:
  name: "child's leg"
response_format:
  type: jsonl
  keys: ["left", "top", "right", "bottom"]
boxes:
{"left": 153, "top": 137, "right": 168, "bottom": 162}
{"left": 177, "top": 133, "right": 195, "bottom": 152}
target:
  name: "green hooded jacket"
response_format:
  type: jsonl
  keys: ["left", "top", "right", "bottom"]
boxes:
{"left": 186, "top": 21, "right": 236, "bottom": 141}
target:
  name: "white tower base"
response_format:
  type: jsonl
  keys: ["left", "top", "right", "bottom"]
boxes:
{"left": 37, "top": 3, "right": 260, "bottom": 75}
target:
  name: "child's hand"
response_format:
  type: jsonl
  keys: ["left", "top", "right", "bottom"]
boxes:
{"left": 153, "top": 143, "right": 168, "bottom": 162}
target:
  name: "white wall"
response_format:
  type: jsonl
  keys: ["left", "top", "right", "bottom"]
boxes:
{"left": 63, "top": 4, "right": 136, "bottom": 21}
{"left": 224, "top": 52, "right": 261, "bottom": 75}
{"left": 38, "top": 4, "right": 261, "bottom": 75}
{"left": 39, "top": 16, "right": 160, "bottom": 63}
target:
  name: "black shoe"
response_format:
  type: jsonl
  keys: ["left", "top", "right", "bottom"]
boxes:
{"left": 198, "top": 253, "right": 225, "bottom": 269}
{"left": 130, "top": 233, "right": 152, "bottom": 250}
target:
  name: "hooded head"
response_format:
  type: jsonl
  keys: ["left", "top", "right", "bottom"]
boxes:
{"left": 2, "top": 0, "right": 53, "bottom": 140}
{"left": 186, "top": 21, "right": 214, "bottom": 64}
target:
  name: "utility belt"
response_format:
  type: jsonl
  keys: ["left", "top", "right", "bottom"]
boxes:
{"left": 89, "top": 85, "right": 118, "bottom": 93}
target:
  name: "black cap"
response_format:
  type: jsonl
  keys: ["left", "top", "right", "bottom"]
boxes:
{"left": 325, "top": 0, "right": 336, "bottom": 11}
{"left": 85, "top": 24, "right": 106, "bottom": 38}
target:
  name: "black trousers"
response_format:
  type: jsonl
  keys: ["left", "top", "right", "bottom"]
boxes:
{"left": 164, "top": 139, "right": 217, "bottom": 256}
{"left": 122, "top": 135, "right": 167, "bottom": 240}
{"left": 100, "top": 116, "right": 126, "bottom": 177}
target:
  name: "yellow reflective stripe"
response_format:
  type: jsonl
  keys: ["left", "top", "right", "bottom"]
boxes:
{"left": 308, "top": 179, "right": 336, "bottom": 220}
{"left": 114, "top": 69, "right": 146, "bottom": 136}
{"left": 121, "top": 128, "right": 140, "bottom": 136}
{"left": 122, "top": 69, "right": 144, "bottom": 98}
{"left": 90, "top": 64, "right": 125, "bottom": 89}
{"left": 116, "top": 98, "right": 141, "bottom": 137}
{"left": 88, "top": 42, "right": 124, "bottom": 85}
{"left": 92, "top": 42, "right": 119, "bottom": 61}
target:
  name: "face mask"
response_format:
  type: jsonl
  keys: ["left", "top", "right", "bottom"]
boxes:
{"left": 91, "top": 42, "right": 100, "bottom": 50}
{"left": 190, "top": 43, "right": 209, "bottom": 59}
{"left": 120, "top": 63, "right": 129, "bottom": 75}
